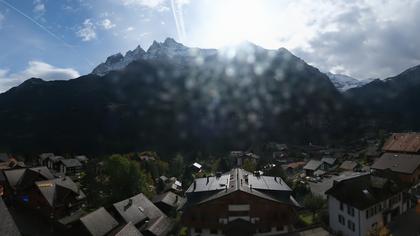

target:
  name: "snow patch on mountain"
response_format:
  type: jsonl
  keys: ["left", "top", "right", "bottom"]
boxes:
{"left": 326, "top": 72, "right": 374, "bottom": 91}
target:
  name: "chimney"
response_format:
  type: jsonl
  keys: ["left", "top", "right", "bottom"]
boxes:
{"left": 241, "top": 179, "right": 243, "bottom": 186}
{"left": 124, "top": 199, "right": 133, "bottom": 211}
{"left": 193, "top": 180, "right": 197, "bottom": 191}
{"left": 175, "top": 195, "right": 178, "bottom": 203}
{"left": 206, "top": 176, "right": 210, "bottom": 185}
{"left": 250, "top": 184, "right": 252, "bottom": 192}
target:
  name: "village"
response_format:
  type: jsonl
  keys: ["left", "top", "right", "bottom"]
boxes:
{"left": 1, "top": 132, "right": 420, "bottom": 236}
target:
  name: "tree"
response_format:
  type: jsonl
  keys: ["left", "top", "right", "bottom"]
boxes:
{"left": 102, "top": 154, "right": 154, "bottom": 204}
{"left": 303, "top": 194, "right": 326, "bottom": 221}
{"left": 242, "top": 159, "right": 257, "bottom": 172}
{"left": 170, "top": 154, "right": 185, "bottom": 178}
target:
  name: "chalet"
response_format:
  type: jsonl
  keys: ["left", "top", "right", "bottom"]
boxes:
{"left": 303, "top": 160, "right": 323, "bottom": 176}
{"left": 75, "top": 155, "right": 89, "bottom": 165}
{"left": 0, "top": 197, "right": 21, "bottom": 236}
{"left": 152, "top": 191, "right": 186, "bottom": 215}
{"left": 371, "top": 153, "right": 420, "bottom": 184}
{"left": 35, "top": 177, "right": 86, "bottom": 219}
{"left": 0, "top": 157, "right": 25, "bottom": 171}
{"left": 230, "top": 151, "right": 260, "bottom": 166}
{"left": 181, "top": 168, "right": 300, "bottom": 236}
{"left": 3, "top": 167, "right": 55, "bottom": 198}
{"left": 59, "top": 159, "right": 83, "bottom": 176}
{"left": 112, "top": 193, "right": 174, "bottom": 236}
{"left": 326, "top": 174, "right": 410, "bottom": 236}
{"left": 339, "top": 161, "right": 361, "bottom": 172}
{"left": 320, "top": 157, "right": 337, "bottom": 171}
{"left": 157, "top": 176, "right": 183, "bottom": 194}
{"left": 281, "top": 162, "right": 306, "bottom": 175}
{"left": 191, "top": 162, "right": 202, "bottom": 172}
{"left": 38, "top": 153, "right": 54, "bottom": 166}
{"left": 382, "top": 133, "right": 420, "bottom": 154}
{"left": 80, "top": 207, "right": 119, "bottom": 236}
{"left": 47, "top": 156, "right": 64, "bottom": 172}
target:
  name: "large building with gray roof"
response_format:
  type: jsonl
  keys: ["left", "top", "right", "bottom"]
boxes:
{"left": 182, "top": 168, "right": 300, "bottom": 236}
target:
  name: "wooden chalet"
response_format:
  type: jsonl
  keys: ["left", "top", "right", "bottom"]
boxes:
{"left": 181, "top": 168, "right": 300, "bottom": 236}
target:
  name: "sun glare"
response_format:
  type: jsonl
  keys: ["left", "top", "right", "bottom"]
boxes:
{"left": 201, "top": 0, "right": 275, "bottom": 48}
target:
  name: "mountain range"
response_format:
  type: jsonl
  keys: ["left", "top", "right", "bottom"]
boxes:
{"left": 0, "top": 38, "right": 418, "bottom": 154}
{"left": 325, "top": 72, "right": 375, "bottom": 92}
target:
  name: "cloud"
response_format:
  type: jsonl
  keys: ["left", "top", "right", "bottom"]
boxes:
{"left": 100, "top": 19, "right": 115, "bottom": 30}
{"left": 33, "top": 0, "right": 46, "bottom": 17}
{"left": 77, "top": 18, "right": 96, "bottom": 41}
{"left": 121, "top": 0, "right": 170, "bottom": 11}
{"left": 291, "top": 0, "right": 420, "bottom": 79}
{"left": 0, "top": 61, "right": 80, "bottom": 93}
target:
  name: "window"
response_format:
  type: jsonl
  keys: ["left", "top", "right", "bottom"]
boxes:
{"left": 347, "top": 206, "right": 355, "bottom": 216}
{"left": 258, "top": 227, "right": 271, "bottom": 233}
{"left": 338, "top": 214, "right": 345, "bottom": 225}
{"left": 347, "top": 220, "right": 355, "bottom": 232}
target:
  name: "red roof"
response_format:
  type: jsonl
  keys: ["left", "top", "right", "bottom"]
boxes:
{"left": 382, "top": 133, "right": 420, "bottom": 153}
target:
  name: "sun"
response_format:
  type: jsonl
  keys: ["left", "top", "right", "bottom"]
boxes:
{"left": 198, "top": 0, "right": 276, "bottom": 48}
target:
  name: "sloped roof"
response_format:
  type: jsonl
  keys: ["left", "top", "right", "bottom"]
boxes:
{"left": 303, "top": 160, "right": 322, "bottom": 171}
{"left": 321, "top": 157, "right": 336, "bottom": 165}
{"left": 60, "top": 158, "right": 82, "bottom": 168}
{"left": 0, "top": 198, "right": 21, "bottom": 236}
{"left": 113, "top": 193, "right": 164, "bottom": 226}
{"left": 325, "top": 174, "right": 406, "bottom": 210}
{"left": 339, "top": 161, "right": 359, "bottom": 171}
{"left": 35, "top": 177, "right": 85, "bottom": 207}
{"left": 143, "top": 215, "right": 174, "bottom": 236}
{"left": 112, "top": 222, "right": 143, "bottom": 236}
{"left": 383, "top": 133, "right": 420, "bottom": 153}
{"left": 152, "top": 191, "right": 186, "bottom": 209}
{"left": 75, "top": 155, "right": 88, "bottom": 162}
{"left": 4, "top": 167, "right": 54, "bottom": 189}
{"left": 371, "top": 153, "right": 420, "bottom": 174}
{"left": 80, "top": 207, "right": 118, "bottom": 236}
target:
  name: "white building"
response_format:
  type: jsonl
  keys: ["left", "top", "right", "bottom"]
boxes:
{"left": 326, "top": 174, "right": 411, "bottom": 236}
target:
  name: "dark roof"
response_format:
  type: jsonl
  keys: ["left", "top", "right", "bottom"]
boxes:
{"left": 113, "top": 193, "right": 164, "bottom": 226}
{"left": 321, "top": 157, "right": 336, "bottom": 165}
{"left": 112, "top": 222, "right": 143, "bottom": 236}
{"left": 303, "top": 160, "right": 322, "bottom": 171}
{"left": 152, "top": 191, "right": 186, "bottom": 209}
{"left": 80, "top": 207, "right": 119, "bottom": 236}
{"left": 325, "top": 174, "right": 406, "bottom": 210}
{"left": 60, "top": 158, "right": 82, "bottom": 168}
{"left": 185, "top": 168, "right": 299, "bottom": 208}
{"left": 339, "top": 161, "right": 359, "bottom": 171}
{"left": 4, "top": 167, "right": 54, "bottom": 189}
{"left": 35, "top": 177, "right": 86, "bottom": 207}
{"left": 0, "top": 198, "right": 21, "bottom": 236}
{"left": 383, "top": 133, "right": 420, "bottom": 153}
{"left": 284, "top": 226, "right": 331, "bottom": 236}
{"left": 49, "top": 156, "right": 64, "bottom": 162}
{"left": 371, "top": 153, "right": 420, "bottom": 174}
{"left": 143, "top": 215, "right": 174, "bottom": 236}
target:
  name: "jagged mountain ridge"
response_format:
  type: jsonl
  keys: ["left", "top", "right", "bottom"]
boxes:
{"left": 0, "top": 39, "right": 349, "bottom": 154}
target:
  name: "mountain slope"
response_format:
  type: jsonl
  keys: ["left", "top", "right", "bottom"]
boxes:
{"left": 0, "top": 39, "right": 349, "bottom": 154}
{"left": 346, "top": 64, "right": 420, "bottom": 130}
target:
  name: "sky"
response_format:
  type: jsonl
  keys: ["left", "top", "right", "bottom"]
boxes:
{"left": 1, "top": 0, "right": 420, "bottom": 92}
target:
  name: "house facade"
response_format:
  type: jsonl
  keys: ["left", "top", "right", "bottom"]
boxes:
{"left": 182, "top": 168, "right": 300, "bottom": 236}
{"left": 326, "top": 174, "right": 410, "bottom": 236}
